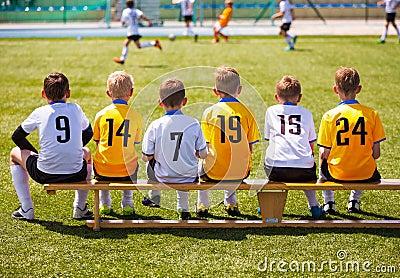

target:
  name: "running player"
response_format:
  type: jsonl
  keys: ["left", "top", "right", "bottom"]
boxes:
{"left": 272, "top": 0, "right": 297, "bottom": 50}
{"left": 212, "top": 0, "right": 233, "bottom": 43}
{"left": 172, "top": 0, "right": 195, "bottom": 36}
{"left": 114, "top": 0, "right": 162, "bottom": 65}
{"left": 377, "top": 0, "right": 400, "bottom": 44}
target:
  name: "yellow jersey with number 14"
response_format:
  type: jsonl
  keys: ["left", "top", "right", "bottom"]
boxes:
{"left": 202, "top": 98, "right": 259, "bottom": 180}
{"left": 317, "top": 100, "right": 386, "bottom": 180}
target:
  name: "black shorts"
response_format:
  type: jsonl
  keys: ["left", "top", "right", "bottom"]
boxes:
{"left": 94, "top": 165, "right": 138, "bottom": 182}
{"left": 386, "top": 13, "right": 396, "bottom": 22}
{"left": 280, "top": 23, "right": 291, "bottom": 32}
{"left": 184, "top": 15, "right": 193, "bottom": 22}
{"left": 26, "top": 154, "right": 87, "bottom": 184}
{"left": 127, "top": 35, "right": 142, "bottom": 42}
{"left": 320, "top": 159, "right": 381, "bottom": 183}
{"left": 264, "top": 163, "right": 317, "bottom": 182}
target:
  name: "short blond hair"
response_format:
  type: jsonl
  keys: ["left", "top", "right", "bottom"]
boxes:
{"left": 276, "top": 75, "right": 301, "bottom": 101}
{"left": 107, "top": 71, "right": 134, "bottom": 99}
{"left": 214, "top": 66, "right": 240, "bottom": 96}
{"left": 159, "top": 78, "right": 185, "bottom": 107}
{"left": 335, "top": 67, "right": 360, "bottom": 96}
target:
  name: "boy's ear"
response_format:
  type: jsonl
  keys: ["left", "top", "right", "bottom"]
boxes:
{"left": 333, "top": 85, "right": 340, "bottom": 95}
{"left": 130, "top": 88, "right": 134, "bottom": 97}
{"left": 236, "top": 85, "right": 242, "bottom": 96}
{"left": 65, "top": 89, "right": 71, "bottom": 99}
{"left": 297, "top": 93, "right": 302, "bottom": 103}
{"left": 213, "top": 87, "right": 220, "bottom": 96}
{"left": 41, "top": 89, "right": 46, "bottom": 99}
{"left": 355, "top": 85, "right": 362, "bottom": 94}
{"left": 274, "top": 93, "right": 280, "bottom": 103}
{"left": 158, "top": 98, "right": 164, "bottom": 107}
{"left": 106, "top": 90, "right": 112, "bottom": 98}
{"left": 182, "top": 97, "right": 188, "bottom": 107}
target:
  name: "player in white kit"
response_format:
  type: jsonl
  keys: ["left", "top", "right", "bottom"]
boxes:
{"left": 142, "top": 78, "right": 207, "bottom": 220}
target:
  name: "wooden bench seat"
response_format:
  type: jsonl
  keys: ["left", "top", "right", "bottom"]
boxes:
{"left": 44, "top": 179, "right": 400, "bottom": 231}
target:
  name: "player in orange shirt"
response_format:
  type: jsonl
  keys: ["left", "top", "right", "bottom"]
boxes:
{"left": 212, "top": 0, "right": 233, "bottom": 43}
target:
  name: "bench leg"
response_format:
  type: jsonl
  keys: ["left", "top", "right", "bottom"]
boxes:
{"left": 257, "top": 190, "right": 288, "bottom": 223}
{"left": 93, "top": 190, "right": 100, "bottom": 231}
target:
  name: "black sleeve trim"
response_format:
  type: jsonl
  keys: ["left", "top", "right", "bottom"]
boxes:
{"left": 82, "top": 124, "right": 93, "bottom": 146}
{"left": 11, "top": 125, "right": 38, "bottom": 153}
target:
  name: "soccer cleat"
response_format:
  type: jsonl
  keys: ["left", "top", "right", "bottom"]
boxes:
{"left": 211, "top": 38, "right": 219, "bottom": 43}
{"left": 73, "top": 203, "right": 93, "bottom": 219}
{"left": 141, "top": 197, "right": 160, "bottom": 208}
{"left": 347, "top": 200, "right": 361, "bottom": 213}
{"left": 323, "top": 201, "right": 336, "bottom": 215}
{"left": 179, "top": 210, "right": 191, "bottom": 220}
{"left": 12, "top": 207, "right": 34, "bottom": 220}
{"left": 377, "top": 39, "right": 385, "bottom": 44}
{"left": 194, "top": 34, "right": 198, "bottom": 42}
{"left": 122, "top": 205, "right": 135, "bottom": 216}
{"left": 225, "top": 204, "right": 241, "bottom": 216}
{"left": 310, "top": 205, "right": 324, "bottom": 219}
{"left": 284, "top": 46, "right": 295, "bottom": 51}
{"left": 113, "top": 57, "right": 124, "bottom": 64}
{"left": 195, "top": 204, "right": 209, "bottom": 217}
{"left": 99, "top": 205, "right": 112, "bottom": 215}
{"left": 155, "top": 40, "right": 162, "bottom": 50}
{"left": 224, "top": 36, "right": 229, "bottom": 42}
{"left": 293, "top": 35, "right": 298, "bottom": 45}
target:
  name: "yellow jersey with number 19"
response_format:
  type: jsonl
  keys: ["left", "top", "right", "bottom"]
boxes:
{"left": 202, "top": 98, "right": 260, "bottom": 180}
{"left": 317, "top": 100, "right": 386, "bottom": 180}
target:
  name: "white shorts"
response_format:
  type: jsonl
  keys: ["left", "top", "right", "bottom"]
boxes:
{"left": 214, "top": 22, "right": 225, "bottom": 33}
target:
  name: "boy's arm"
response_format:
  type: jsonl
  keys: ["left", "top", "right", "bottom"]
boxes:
{"left": 376, "top": 0, "right": 384, "bottom": 5}
{"left": 140, "top": 14, "right": 153, "bottom": 27}
{"left": 142, "top": 153, "right": 154, "bottom": 162}
{"left": 82, "top": 124, "right": 93, "bottom": 147}
{"left": 372, "top": 143, "right": 381, "bottom": 159}
{"left": 272, "top": 11, "right": 284, "bottom": 20}
{"left": 11, "top": 125, "right": 38, "bottom": 153}
{"left": 197, "top": 148, "right": 207, "bottom": 159}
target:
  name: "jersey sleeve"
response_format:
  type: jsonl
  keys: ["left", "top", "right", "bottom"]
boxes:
{"left": 373, "top": 112, "right": 386, "bottom": 144}
{"left": 247, "top": 110, "right": 260, "bottom": 145}
{"left": 317, "top": 113, "right": 332, "bottom": 148}
{"left": 264, "top": 109, "right": 271, "bottom": 141}
{"left": 195, "top": 122, "right": 207, "bottom": 151}
{"left": 93, "top": 112, "right": 101, "bottom": 142}
{"left": 142, "top": 123, "right": 155, "bottom": 156}
{"left": 201, "top": 109, "right": 211, "bottom": 143}
{"left": 134, "top": 114, "right": 143, "bottom": 144}
{"left": 20, "top": 108, "right": 39, "bottom": 134}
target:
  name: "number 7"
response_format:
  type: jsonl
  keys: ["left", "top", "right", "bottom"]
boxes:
{"left": 170, "top": 132, "right": 183, "bottom": 161}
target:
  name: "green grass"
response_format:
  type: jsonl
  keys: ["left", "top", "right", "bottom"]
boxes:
{"left": 1, "top": 35, "right": 400, "bottom": 277}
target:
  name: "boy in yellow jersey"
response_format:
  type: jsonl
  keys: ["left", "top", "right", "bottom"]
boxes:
{"left": 212, "top": 0, "right": 233, "bottom": 43}
{"left": 197, "top": 66, "right": 260, "bottom": 217}
{"left": 317, "top": 67, "right": 386, "bottom": 214}
{"left": 93, "top": 71, "right": 143, "bottom": 216}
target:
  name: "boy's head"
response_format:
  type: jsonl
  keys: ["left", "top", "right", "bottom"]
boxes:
{"left": 126, "top": 0, "right": 134, "bottom": 8}
{"left": 335, "top": 67, "right": 360, "bottom": 97}
{"left": 107, "top": 71, "right": 134, "bottom": 100}
{"left": 159, "top": 78, "right": 186, "bottom": 108}
{"left": 43, "top": 72, "right": 69, "bottom": 101}
{"left": 225, "top": 0, "right": 233, "bottom": 6}
{"left": 275, "top": 75, "right": 301, "bottom": 103}
{"left": 214, "top": 66, "right": 241, "bottom": 97}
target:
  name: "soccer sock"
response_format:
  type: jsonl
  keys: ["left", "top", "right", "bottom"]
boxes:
{"left": 287, "top": 32, "right": 295, "bottom": 39}
{"left": 303, "top": 190, "right": 319, "bottom": 207}
{"left": 197, "top": 190, "right": 210, "bottom": 208}
{"left": 121, "top": 46, "right": 128, "bottom": 60}
{"left": 322, "top": 190, "right": 335, "bottom": 204}
{"left": 176, "top": 190, "right": 189, "bottom": 212}
{"left": 224, "top": 190, "right": 237, "bottom": 206}
{"left": 10, "top": 165, "right": 33, "bottom": 211}
{"left": 149, "top": 190, "right": 161, "bottom": 205}
{"left": 74, "top": 190, "right": 89, "bottom": 210}
{"left": 188, "top": 26, "right": 193, "bottom": 35}
{"left": 100, "top": 190, "right": 112, "bottom": 207}
{"left": 140, "top": 41, "right": 154, "bottom": 48}
{"left": 285, "top": 35, "right": 293, "bottom": 47}
{"left": 396, "top": 27, "right": 400, "bottom": 38}
{"left": 381, "top": 29, "right": 388, "bottom": 41}
{"left": 349, "top": 190, "right": 363, "bottom": 202}
{"left": 121, "top": 190, "right": 134, "bottom": 208}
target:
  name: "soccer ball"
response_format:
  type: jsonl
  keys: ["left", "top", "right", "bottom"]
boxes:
{"left": 168, "top": 33, "right": 176, "bottom": 41}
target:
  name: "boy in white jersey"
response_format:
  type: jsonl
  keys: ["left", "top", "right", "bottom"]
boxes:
{"left": 141, "top": 78, "right": 207, "bottom": 220}
{"left": 172, "top": 0, "right": 195, "bottom": 36}
{"left": 114, "top": 0, "right": 162, "bottom": 65}
{"left": 197, "top": 66, "right": 260, "bottom": 217}
{"left": 10, "top": 72, "right": 93, "bottom": 220}
{"left": 93, "top": 71, "right": 142, "bottom": 216}
{"left": 264, "top": 76, "right": 323, "bottom": 218}
{"left": 272, "top": 0, "right": 297, "bottom": 51}
{"left": 318, "top": 67, "right": 386, "bottom": 214}
{"left": 377, "top": 0, "right": 400, "bottom": 43}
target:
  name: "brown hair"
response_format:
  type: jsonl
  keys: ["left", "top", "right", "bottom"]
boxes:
{"left": 159, "top": 78, "right": 185, "bottom": 108}
{"left": 335, "top": 67, "right": 360, "bottom": 96}
{"left": 43, "top": 72, "right": 69, "bottom": 101}
{"left": 214, "top": 66, "right": 240, "bottom": 96}
{"left": 126, "top": 0, "right": 134, "bottom": 8}
{"left": 107, "top": 71, "right": 134, "bottom": 99}
{"left": 276, "top": 75, "right": 301, "bottom": 101}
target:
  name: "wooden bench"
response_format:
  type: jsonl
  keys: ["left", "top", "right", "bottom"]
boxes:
{"left": 44, "top": 179, "right": 400, "bottom": 231}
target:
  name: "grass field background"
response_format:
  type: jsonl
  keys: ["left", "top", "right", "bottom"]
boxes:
{"left": 0, "top": 35, "right": 399, "bottom": 277}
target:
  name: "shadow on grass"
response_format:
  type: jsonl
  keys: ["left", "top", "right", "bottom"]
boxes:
{"left": 138, "top": 64, "right": 169, "bottom": 68}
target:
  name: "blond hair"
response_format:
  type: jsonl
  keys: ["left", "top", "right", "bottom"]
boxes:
{"left": 335, "top": 67, "right": 360, "bottom": 96}
{"left": 107, "top": 71, "right": 134, "bottom": 99}
{"left": 159, "top": 78, "right": 185, "bottom": 108}
{"left": 214, "top": 66, "right": 240, "bottom": 96}
{"left": 276, "top": 75, "right": 301, "bottom": 101}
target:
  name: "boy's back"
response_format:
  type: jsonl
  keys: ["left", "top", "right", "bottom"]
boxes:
{"left": 202, "top": 98, "right": 259, "bottom": 180}
{"left": 318, "top": 101, "right": 385, "bottom": 180}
